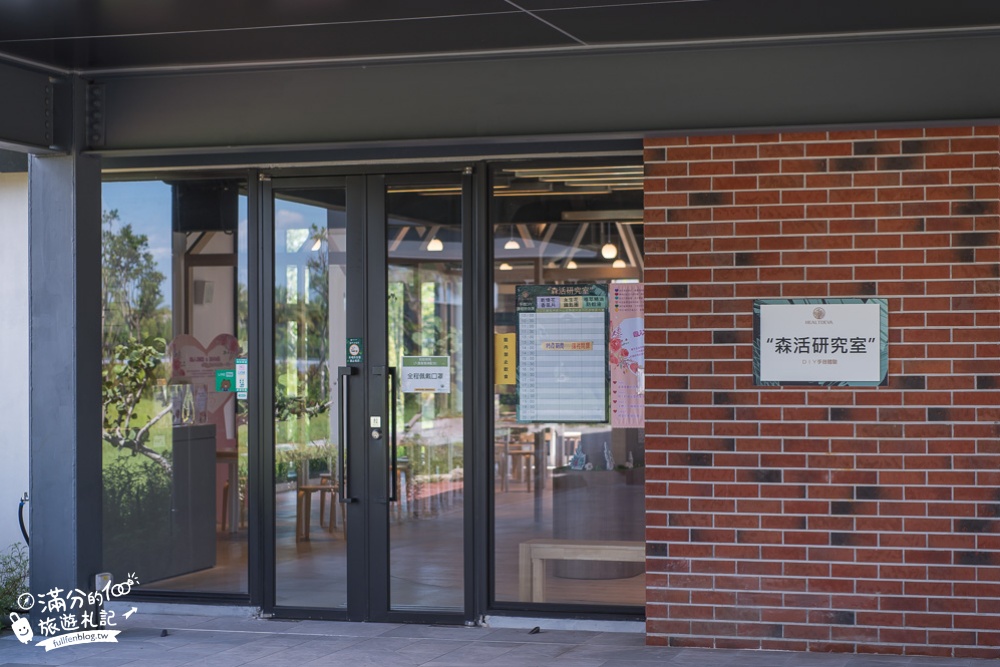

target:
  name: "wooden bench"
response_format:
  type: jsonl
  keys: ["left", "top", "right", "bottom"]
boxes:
{"left": 518, "top": 539, "right": 645, "bottom": 602}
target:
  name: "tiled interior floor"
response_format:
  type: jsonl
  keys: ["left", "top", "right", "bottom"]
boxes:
{"left": 141, "top": 474, "right": 645, "bottom": 609}
{"left": 1, "top": 613, "right": 995, "bottom": 667}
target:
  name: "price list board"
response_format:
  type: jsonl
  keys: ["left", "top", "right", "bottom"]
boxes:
{"left": 515, "top": 284, "right": 609, "bottom": 423}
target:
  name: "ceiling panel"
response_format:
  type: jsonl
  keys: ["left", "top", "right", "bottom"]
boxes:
{"left": 533, "top": 0, "right": 1000, "bottom": 43}
{"left": 0, "top": 13, "right": 575, "bottom": 70}
{"left": 0, "top": 0, "right": 517, "bottom": 40}
{"left": 0, "top": 0, "right": 997, "bottom": 72}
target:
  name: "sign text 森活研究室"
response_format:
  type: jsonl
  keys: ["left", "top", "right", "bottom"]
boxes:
{"left": 753, "top": 299, "right": 888, "bottom": 386}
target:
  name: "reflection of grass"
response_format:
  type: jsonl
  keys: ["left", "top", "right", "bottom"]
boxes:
{"left": 103, "top": 396, "right": 331, "bottom": 472}
{"left": 275, "top": 412, "right": 330, "bottom": 446}
{"left": 102, "top": 448, "right": 173, "bottom": 580}
{"left": 103, "top": 396, "right": 172, "bottom": 471}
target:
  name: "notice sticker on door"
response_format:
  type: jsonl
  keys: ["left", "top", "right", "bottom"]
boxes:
{"left": 401, "top": 356, "right": 450, "bottom": 393}
{"left": 235, "top": 358, "right": 248, "bottom": 399}
{"left": 215, "top": 369, "right": 236, "bottom": 392}
{"left": 347, "top": 338, "right": 363, "bottom": 364}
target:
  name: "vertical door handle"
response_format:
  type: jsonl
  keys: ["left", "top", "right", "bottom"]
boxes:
{"left": 375, "top": 365, "right": 399, "bottom": 502}
{"left": 388, "top": 366, "right": 398, "bottom": 502}
{"left": 337, "top": 366, "right": 357, "bottom": 504}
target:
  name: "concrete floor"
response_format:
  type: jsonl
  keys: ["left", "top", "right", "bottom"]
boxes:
{"left": 1, "top": 612, "right": 995, "bottom": 667}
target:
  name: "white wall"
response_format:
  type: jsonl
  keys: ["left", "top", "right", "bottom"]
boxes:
{"left": 0, "top": 172, "right": 29, "bottom": 551}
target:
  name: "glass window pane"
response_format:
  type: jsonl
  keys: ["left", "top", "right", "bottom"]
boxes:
{"left": 387, "top": 177, "right": 465, "bottom": 611}
{"left": 273, "top": 187, "right": 348, "bottom": 608}
{"left": 490, "top": 160, "right": 645, "bottom": 608}
{"left": 101, "top": 178, "right": 249, "bottom": 594}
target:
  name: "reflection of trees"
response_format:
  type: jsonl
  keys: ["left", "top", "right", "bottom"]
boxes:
{"left": 101, "top": 209, "right": 171, "bottom": 472}
{"left": 275, "top": 225, "right": 330, "bottom": 423}
{"left": 101, "top": 209, "right": 167, "bottom": 360}
{"left": 102, "top": 337, "right": 172, "bottom": 474}
{"left": 390, "top": 265, "right": 463, "bottom": 480}
{"left": 237, "top": 281, "right": 249, "bottom": 350}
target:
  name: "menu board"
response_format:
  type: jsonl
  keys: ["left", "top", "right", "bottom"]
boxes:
{"left": 516, "top": 284, "right": 608, "bottom": 423}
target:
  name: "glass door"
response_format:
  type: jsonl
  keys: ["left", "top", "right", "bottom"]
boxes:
{"left": 271, "top": 179, "right": 351, "bottom": 611}
{"left": 383, "top": 174, "right": 466, "bottom": 613}
{"left": 267, "top": 172, "right": 468, "bottom": 621}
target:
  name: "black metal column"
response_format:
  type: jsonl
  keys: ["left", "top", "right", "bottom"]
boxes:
{"left": 28, "top": 75, "right": 103, "bottom": 600}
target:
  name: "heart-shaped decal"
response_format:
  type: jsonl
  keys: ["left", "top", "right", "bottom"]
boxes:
{"left": 169, "top": 333, "right": 242, "bottom": 414}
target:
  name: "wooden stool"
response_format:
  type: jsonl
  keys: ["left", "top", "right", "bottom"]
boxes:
{"left": 296, "top": 484, "right": 337, "bottom": 541}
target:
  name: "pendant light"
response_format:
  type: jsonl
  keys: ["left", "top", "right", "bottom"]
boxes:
{"left": 601, "top": 222, "right": 618, "bottom": 259}
{"left": 504, "top": 224, "right": 521, "bottom": 250}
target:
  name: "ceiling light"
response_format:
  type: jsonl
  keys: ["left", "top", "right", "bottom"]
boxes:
{"left": 499, "top": 262, "right": 513, "bottom": 271}
{"left": 602, "top": 221, "right": 619, "bottom": 259}
{"left": 508, "top": 167, "right": 642, "bottom": 178}
{"left": 566, "top": 260, "right": 578, "bottom": 269}
{"left": 561, "top": 210, "right": 643, "bottom": 222}
{"left": 504, "top": 224, "right": 521, "bottom": 250}
{"left": 613, "top": 258, "right": 627, "bottom": 268}
{"left": 538, "top": 176, "right": 642, "bottom": 184}
{"left": 388, "top": 186, "right": 462, "bottom": 195}
{"left": 310, "top": 238, "right": 322, "bottom": 252}
{"left": 493, "top": 189, "right": 612, "bottom": 197}
{"left": 427, "top": 237, "right": 444, "bottom": 252}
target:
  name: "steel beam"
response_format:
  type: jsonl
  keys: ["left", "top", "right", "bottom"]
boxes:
{"left": 95, "top": 31, "right": 1000, "bottom": 156}
{"left": 0, "top": 60, "right": 67, "bottom": 153}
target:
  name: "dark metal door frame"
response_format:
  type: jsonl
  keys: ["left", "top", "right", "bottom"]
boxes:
{"left": 260, "top": 169, "right": 483, "bottom": 625}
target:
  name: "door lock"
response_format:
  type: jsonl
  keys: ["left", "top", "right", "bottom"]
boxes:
{"left": 371, "top": 428, "right": 382, "bottom": 440}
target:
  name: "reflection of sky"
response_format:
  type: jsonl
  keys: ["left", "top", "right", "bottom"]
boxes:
{"left": 238, "top": 203, "right": 248, "bottom": 288}
{"left": 102, "top": 181, "right": 173, "bottom": 297}
{"left": 103, "top": 180, "right": 250, "bottom": 301}
{"left": 275, "top": 200, "right": 329, "bottom": 296}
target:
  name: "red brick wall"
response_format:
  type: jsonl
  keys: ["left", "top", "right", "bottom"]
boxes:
{"left": 642, "top": 127, "right": 1000, "bottom": 658}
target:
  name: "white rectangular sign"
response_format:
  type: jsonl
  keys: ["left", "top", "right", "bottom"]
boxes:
{"left": 756, "top": 300, "right": 886, "bottom": 385}
{"left": 400, "top": 356, "right": 450, "bottom": 393}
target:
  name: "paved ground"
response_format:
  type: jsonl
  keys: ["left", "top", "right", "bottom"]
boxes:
{"left": 1, "top": 612, "right": 996, "bottom": 667}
